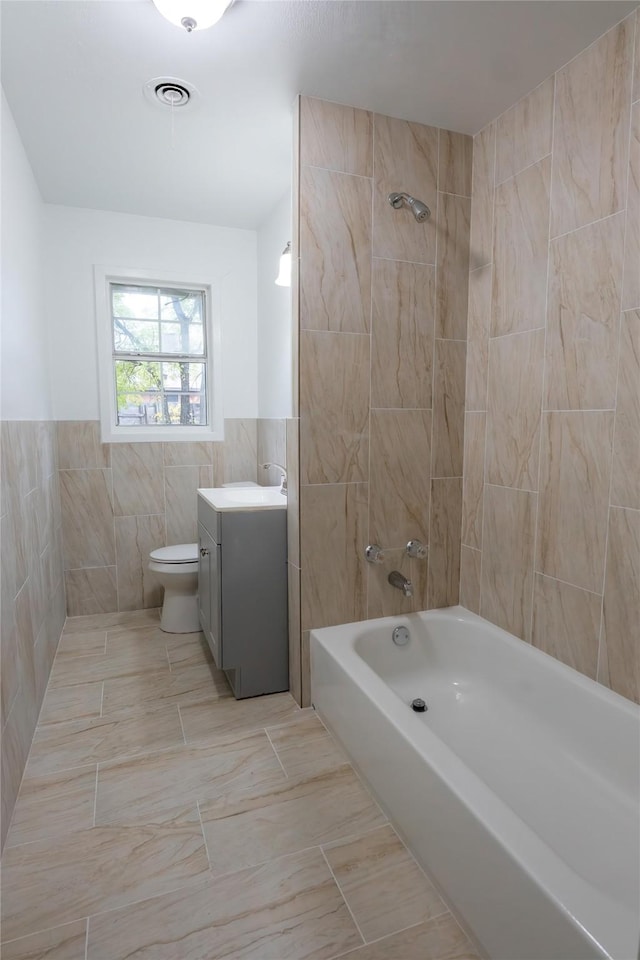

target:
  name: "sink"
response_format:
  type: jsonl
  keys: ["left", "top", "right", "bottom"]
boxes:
{"left": 197, "top": 486, "right": 286, "bottom": 511}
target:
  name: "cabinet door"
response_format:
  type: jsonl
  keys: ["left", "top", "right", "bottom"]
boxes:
{"left": 198, "top": 523, "right": 222, "bottom": 667}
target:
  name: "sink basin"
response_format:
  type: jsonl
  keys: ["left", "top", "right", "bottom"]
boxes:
{"left": 198, "top": 486, "right": 286, "bottom": 511}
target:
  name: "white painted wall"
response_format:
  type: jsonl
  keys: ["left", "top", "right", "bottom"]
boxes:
{"left": 43, "top": 205, "right": 259, "bottom": 421}
{"left": 1, "top": 90, "right": 51, "bottom": 420}
{"left": 257, "top": 191, "right": 293, "bottom": 419}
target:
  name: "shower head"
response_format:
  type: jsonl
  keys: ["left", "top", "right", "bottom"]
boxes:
{"left": 388, "top": 192, "right": 431, "bottom": 222}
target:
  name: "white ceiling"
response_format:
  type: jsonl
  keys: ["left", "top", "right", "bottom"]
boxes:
{"left": 1, "top": 0, "right": 635, "bottom": 229}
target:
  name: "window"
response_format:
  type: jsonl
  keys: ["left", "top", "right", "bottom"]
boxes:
{"left": 95, "top": 268, "right": 222, "bottom": 442}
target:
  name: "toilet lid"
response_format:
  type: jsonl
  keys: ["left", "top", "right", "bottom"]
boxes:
{"left": 150, "top": 543, "right": 198, "bottom": 563}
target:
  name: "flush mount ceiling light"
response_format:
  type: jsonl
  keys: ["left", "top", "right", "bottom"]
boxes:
{"left": 151, "top": 0, "right": 233, "bottom": 32}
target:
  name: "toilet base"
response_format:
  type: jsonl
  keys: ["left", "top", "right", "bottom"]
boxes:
{"left": 160, "top": 590, "right": 201, "bottom": 634}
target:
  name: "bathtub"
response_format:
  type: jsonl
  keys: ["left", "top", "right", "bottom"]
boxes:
{"left": 310, "top": 606, "right": 640, "bottom": 960}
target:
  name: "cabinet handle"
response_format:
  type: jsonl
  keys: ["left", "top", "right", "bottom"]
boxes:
{"left": 200, "top": 547, "right": 210, "bottom": 557}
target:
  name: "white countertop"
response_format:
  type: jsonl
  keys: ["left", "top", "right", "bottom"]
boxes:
{"left": 198, "top": 486, "right": 287, "bottom": 511}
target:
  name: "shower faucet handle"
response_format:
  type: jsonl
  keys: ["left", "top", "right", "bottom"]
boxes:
{"left": 365, "top": 544, "right": 386, "bottom": 565}
{"left": 406, "top": 539, "right": 427, "bottom": 560}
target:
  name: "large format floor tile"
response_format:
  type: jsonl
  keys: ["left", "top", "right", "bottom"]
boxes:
{"left": 6, "top": 764, "right": 97, "bottom": 846}
{"left": 38, "top": 680, "right": 104, "bottom": 726}
{"left": 101, "top": 662, "right": 229, "bottom": 717}
{"left": 180, "top": 690, "right": 304, "bottom": 743}
{"left": 333, "top": 915, "right": 479, "bottom": 960}
{"left": 1, "top": 805, "right": 210, "bottom": 942}
{"left": 2, "top": 920, "right": 88, "bottom": 960}
{"left": 86, "top": 847, "right": 364, "bottom": 960}
{"left": 267, "top": 712, "right": 350, "bottom": 777}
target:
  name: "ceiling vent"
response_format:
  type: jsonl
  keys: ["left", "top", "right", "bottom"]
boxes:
{"left": 143, "top": 77, "right": 199, "bottom": 109}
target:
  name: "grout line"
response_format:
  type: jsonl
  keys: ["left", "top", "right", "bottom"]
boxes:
{"left": 495, "top": 151, "right": 552, "bottom": 188}
{"left": 195, "top": 799, "right": 212, "bottom": 870}
{"left": 93, "top": 765, "right": 99, "bottom": 827}
{"left": 366, "top": 117, "right": 376, "bottom": 620}
{"left": 85, "top": 917, "right": 90, "bottom": 960}
{"left": 264, "top": 727, "right": 289, "bottom": 778}
{"left": 371, "top": 255, "right": 435, "bottom": 267}
{"left": 550, "top": 208, "right": 625, "bottom": 245}
{"left": 326, "top": 920, "right": 441, "bottom": 960}
{"left": 541, "top": 408, "right": 616, "bottom": 414}
{"left": 99, "top": 682, "right": 104, "bottom": 718}
{"left": 535, "top": 570, "right": 603, "bottom": 598}
{"left": 176, "top": 705, "right": 187, "bottom": 745}
{"left": 320, "top": 846, "right": 367, "bottom": 948}
{"left": 303, "top": 161, "right": 373, "bottom": 182}
{"left": 489, "top": 324, "right": 546, "bottom": 340}
{"left": 0, "top": 916, "right": 93, "bottom": 950}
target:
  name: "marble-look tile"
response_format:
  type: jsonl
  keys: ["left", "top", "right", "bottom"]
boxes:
{"left": 56, "top": 420, "right": 109, "bottom": 470}
{"left": 64, "top": 567, "right": 117, "bottom": 617}
{"left": 466, "top": 264, "right": 492, "bottom": 411}
{"left": 1, "top": 688, "right": 39, "bottom": 849}
{"left": 369, "top": 409, "right": 431, "bottom": 546}
{"left": 545, "top": 213, "right": 624, "bottom": 411}
{"left": 6, "top": 764, "right": 96, "bottom": 846}
{"left": 1, "top": 805, "right": 209, "bottom": 943}
{"left": 257, "top": 418, "right": 286, "bottom": 487}
{"left": 300, "top": 166, "right": 372, "bottom": 333}
{"left": 200, "top": 765, "right": 385, "bottom": 876}
{"left": 48, "top": 635, "right": 169, "bottom": 687}
{"left": 164, "top": 632, "right": 215, "bottom": 669}
{"left": 101, "top": 662, "right": 227, "bottom": 717}
{"left": 56, "top": 630, "right": 107, "bottom": 658}
{"left": 531, "top": 574, "right": 601, "bottom": 679}
{"left": 373, "top": 113, "right": 438, "bottom": 264}
{"left": 366, "top": 547, "right": 428, "bottom": 620}
{"left": 300, "top": 97, "right": 373, "bottom": 177}
{"left": 486, "top": 329, "right": 544, "bottom": 489}
{"left": 219, "top": 418, "right": 258, "bottom": 484}
{"left": 436, "top": 192, "right": 471, "bottom": 340}
{"left": 288, "top": 563, "right": 303, "bottom": 705}
{"left": 1, "top": 919, "right": 88, "bottom": 960}
{"left": 634, "top": 9, "right": 640, "bottom": 104}
{"left": 164, "top": 465, "right": 212, "bottom": 545}
{"left": 324, "top": 824, "right": 444, "bottom": 943}
{"left": 495, "top": 77, "right": 554, "bottom": 184}
{"left": 480, "top": 485, "right": 536, "bottom": 640}
{"left": 300, "top": 332, "right": 370, "bottom": 484}
{"left": 110, "top": 443, "right": 164, "bottom": 518}
{"left": 438, "top": 130, "right": 473, "bottom": 197}
{"left": 268, "top": 713, "right": 350, "bottom": 778}
{"left": 26, "top": 704, "right": 184, "bottom": 776}
{"left": 60, "top": 469, "right": 114, "bottom": 568}
{"left": 371, "top": 259, "right": 434, "bottom": 410}
{"left": 63, "top": 607, "right": 160, "bottom": 636}
{"left": 427, "top": 478, "right": 462, "bottom": 609}
{"left": 537, "top": 412, "right": 614, "bottom": 593}
{"left": 432, "top": 340, "right": 466, "bottom": 478}
{"left": 333, "top": 914, "right": 479, "bottom": 960}
{"left": 623, "top": 102, "right": 640, "bottom": 310}
{"left": 180, "top": 692, "right": 301, "bottom": 743}
{"left": 459, "top": 545, "right": 482, "bottom": 614}
{"left": 491, "top": 156, "right": 551, "bottom": 337}
{"left": 551, "top": 16, "right": 634, "bottom": 237}
{"left": 95, "top": 729, "right": 284, "bottom": 823}
{"left": 115, "top": 514, "right": 165, "bottom": 611}
{"left": 469, "top": 122, "right": 496, "bottom": 271}
{"left": 300, "top": 483, "right": 368, "bottom": 631}
{"left": 603, "top": 506, "right": 640, "bottom": 703}
{"left": 87, "top": 847, "right": 363, "bottom": 960}
{"left": 461, "top": 412, "right": 486, "bottom": 550}
{"left": 162, "top": 441, "right": 213, "bottom": 466}
{"left": 286, "top": 418, "right": 300, "bottom": 566}
{"left": 612, "top": 311, "right": 640, "bottom": 509}
{"left": 38, "top": 681, "right": 103, "bottom": 726}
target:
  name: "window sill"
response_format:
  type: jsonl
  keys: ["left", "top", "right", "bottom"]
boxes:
{"left": 101, "top": 427, "right": 224, "bottom": 443}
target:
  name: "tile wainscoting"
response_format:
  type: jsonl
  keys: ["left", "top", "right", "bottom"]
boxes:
{"left": 462, "top": 9, "right": 640, "bottom": 704}
{"left": 56, "top": 418, "right": 286, "bottom": 617}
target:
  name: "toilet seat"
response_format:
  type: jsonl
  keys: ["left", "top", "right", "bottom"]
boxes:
{"left": 149, "top": 543, "right": 198, "bottom": 564}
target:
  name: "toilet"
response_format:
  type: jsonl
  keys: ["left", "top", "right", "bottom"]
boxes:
{"left": 149, "top": 543, "right": 200, "bottom": 634}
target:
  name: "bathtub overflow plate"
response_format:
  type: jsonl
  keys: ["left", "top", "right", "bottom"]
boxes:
{"left": 392, "top": 625, "right": 410, "bottom": 646}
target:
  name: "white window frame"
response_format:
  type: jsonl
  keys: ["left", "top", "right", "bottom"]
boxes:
{"left": 94, "top": 266, "right": 223, "bottom": 443}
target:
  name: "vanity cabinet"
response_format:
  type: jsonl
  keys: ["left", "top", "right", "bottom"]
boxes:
{"left": 197, "top": 492, "right": 288, "bottom": 699}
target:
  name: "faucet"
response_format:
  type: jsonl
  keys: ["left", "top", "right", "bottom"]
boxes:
{"left": 261, "top": 461, "right": 287, "bottom": 494}
{"left": 388, "top": 570, "right": 413, "bottom": 598}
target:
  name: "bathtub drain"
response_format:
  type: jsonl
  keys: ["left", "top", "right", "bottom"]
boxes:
{"left": 411, "top": 698, "right": 427, "bottom": 712}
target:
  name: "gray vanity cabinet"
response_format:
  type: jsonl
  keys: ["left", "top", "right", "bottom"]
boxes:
{"left": 197, "top": 495, "right": 288, "bottom": 699}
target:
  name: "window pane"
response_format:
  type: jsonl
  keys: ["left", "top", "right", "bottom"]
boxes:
{"left": 160, "top": 291, "right": 202, "bottom": 325}
{"left": 114, "top": 319, "right": 160, "bottom": 353}
{"left": 112, "top": 285, "right": 159, "bottom": 320}
{"left": 115, "top": 360, "right": 207, "bottom": 426}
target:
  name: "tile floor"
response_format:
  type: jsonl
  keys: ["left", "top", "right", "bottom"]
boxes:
{"left": 1, "top": 609, "right": 479, "bottom": 960}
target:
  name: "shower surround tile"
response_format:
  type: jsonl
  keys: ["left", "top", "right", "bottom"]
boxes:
{"left": 438, "top": 129, "right": 473, "bottom": 197}
{"left": 495, "top": 76, "right": 554, "bottom": 184}
{"left": 531, "top": 574, "right": 601, "bottom": 679}
{"left": 436, "top": 192, "right": 471, "bottom": 340}
{"left": 551, "top": 15, "right": 634, "bottom": 237}
{"left": 461, "top": 412, "right": 486, "bottom": 550}
{"left": 623, "top": 102, "right": 640, "bottom": 310}
{"left": 300, "top": 97, "right": 373, "bottom": 177}
{"left": 544, "top": 212, "right": 624, "bottom": 411}
{"left": 603, "top": 506, "right": 640, "bottom": 703}
{"left": 300, "top": 165, "right": 372, "bottom": 334}
{"left": 469, "top": 122, "right": 496, "bottom": 271}
{"left": 611, "top": 311, "right": 640, "bottom": 509}
{"left": 459, "top": 545, "right": 481, "bottom": 614}
{"left": 371, "top": 259, "right": 434, "bottom": 410}
{"left": 432, "top": 339, "right": 466, "bottom": 478}
{"left": 427, "top": 478, "right": 462, "bottom": 609}
{"left": 366, "top": 546, "right": 429, "bottom": 619}
{"left": 466, "top": 264, "right": 492, "bottom": 411}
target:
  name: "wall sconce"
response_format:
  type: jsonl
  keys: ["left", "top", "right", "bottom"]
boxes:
{"left": 151, "top": 0, "right": 233, "bottom": 32}
{"left": 275, "top": 241, "right": 292, "bottom": 287}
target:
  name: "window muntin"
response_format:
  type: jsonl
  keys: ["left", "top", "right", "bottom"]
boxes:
{"left": 110, "top": 283, "right": 208, "bottom": 428}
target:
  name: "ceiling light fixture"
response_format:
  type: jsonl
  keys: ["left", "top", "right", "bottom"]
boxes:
{"left": 275, "top": 242, "right": 292, "bottom": 287}
{"left": 151, "top": 0, "right": 233, "bottom": 32}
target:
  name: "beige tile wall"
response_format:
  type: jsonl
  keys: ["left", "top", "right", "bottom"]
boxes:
{"left": 462, "top": 9, "right": 640, "bottom": 704}
{"left": 1, "top": 421, "right": 67, "bottom": 848}
{"left": 57, "top": 419, "right": 286, "bottom": 617}
{"left": 293, "top": 97, "right": 471, "bottom": 704}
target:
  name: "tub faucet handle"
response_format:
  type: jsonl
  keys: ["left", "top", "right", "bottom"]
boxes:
{"left": 365, "top": 544, "right": 386, "bottom": 565}
{"left": 406, "top": 539, "right": 427, "bottom": 560}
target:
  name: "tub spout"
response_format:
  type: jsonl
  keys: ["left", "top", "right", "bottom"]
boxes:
{"left": 388, "top": 570, "right": 413, "bottom": 598}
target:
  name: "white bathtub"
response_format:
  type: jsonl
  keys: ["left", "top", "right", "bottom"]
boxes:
{"left": 310, "top": 606, "right": 640, "bottom": 960}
